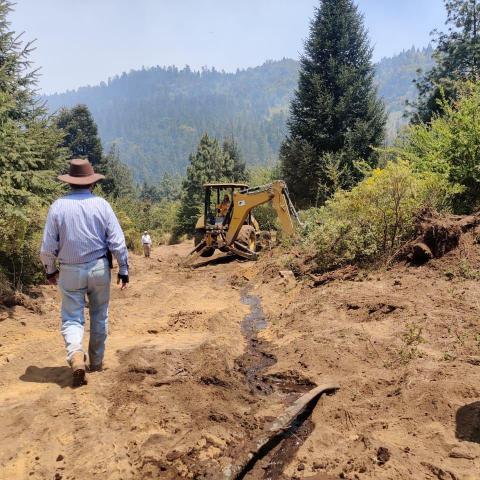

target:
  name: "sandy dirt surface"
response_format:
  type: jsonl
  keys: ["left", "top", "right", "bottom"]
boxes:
{"left": 253, "top": 235, "right": 480, "bottom": 480}
{"left": 1, "top": 239, "right": 480, "bottom": 479}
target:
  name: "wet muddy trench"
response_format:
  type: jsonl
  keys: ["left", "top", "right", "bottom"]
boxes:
{"left": 234, "top": 288, "right": 318, "bottom": 480}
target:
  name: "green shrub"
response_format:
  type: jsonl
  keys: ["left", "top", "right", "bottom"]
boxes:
{"left": 0, "top": 200, "right": 49, "bottom": 291}
{"left": 391, "top": 81, "right": 480, "bottom": 213}
{"left": 253, "top": 204, "right": 278, "bottom": 231}
{"left": 301, "top": 161, "right": 455, "bottom": 271}
{"left": 113, "top": 208, "right": 141, "bottom": 253}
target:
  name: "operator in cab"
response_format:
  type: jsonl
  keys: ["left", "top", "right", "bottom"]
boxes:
{"left": 217, "top": 194, "right": 231, "bottom": 217}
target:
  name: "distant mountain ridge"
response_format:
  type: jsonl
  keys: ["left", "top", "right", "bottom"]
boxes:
{"left": 45, "top": 47, "right": 434, "bottom": 182}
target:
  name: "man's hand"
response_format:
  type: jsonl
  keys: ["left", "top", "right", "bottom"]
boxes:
{"left": 117, "top": 273, "right": 129, "bottom": 290}
{"left": 46, "top": 270, "right": 59, "bottom": 286}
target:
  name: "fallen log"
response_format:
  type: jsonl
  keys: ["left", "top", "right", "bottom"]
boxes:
{"left": 224, "top": 382, "right": 340, "bottom": 479}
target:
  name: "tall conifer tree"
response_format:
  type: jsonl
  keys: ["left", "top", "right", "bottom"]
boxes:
{"left": 0, "top": 0, "right": 66, "bottom": 289}
{"left": 414, "top": 0, "right": 480, "bottom": 123}
{"left": 281, "top": 0, "right": 386, "bottom": 207}
{"left": 99, "top": 144, "right": 135, "bottom": 199}
{"left": 223, "top": 137, "right": 247, "bottom": 182}
{"left": 56, "top": 104, "right": 103, "bottom": 165}
{"left": 0, "top": 0, "right": 65, "bottom": 199}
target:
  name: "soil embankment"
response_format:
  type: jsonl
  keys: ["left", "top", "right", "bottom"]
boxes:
{"left": 1, "top": 238, "right": 480, "bottom": 479}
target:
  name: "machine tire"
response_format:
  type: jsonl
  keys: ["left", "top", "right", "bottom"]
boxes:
{"left": 194, "top": 230, "right": 215, "bottom": 257}
{"left": 237, "top": 225, "right": 257, "bottom": 252}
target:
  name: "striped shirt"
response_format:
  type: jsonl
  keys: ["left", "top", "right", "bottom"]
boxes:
{"left": 40, "top": 189, "right": 129, "bottom": 275}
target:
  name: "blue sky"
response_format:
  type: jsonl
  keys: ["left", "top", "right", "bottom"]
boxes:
{"left": 11, "top": 0, "right": 446, "bottom": 94}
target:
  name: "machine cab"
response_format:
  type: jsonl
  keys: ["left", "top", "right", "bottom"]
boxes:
{"left": 196, "top": 183, "right": 249, "bottom": 231}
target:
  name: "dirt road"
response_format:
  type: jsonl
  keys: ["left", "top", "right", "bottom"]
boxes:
{"left": 0, "top": 244, "right": 318, "bottom": 480}
{"left": 1, "top": 241, "right": 480, "bottom": 479}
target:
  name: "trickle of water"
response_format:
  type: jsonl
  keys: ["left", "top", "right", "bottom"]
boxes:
{"left": 235, "top": 288, "right": 320, "bottom": 480}
{"left": 237, "top": 288, "right": 276, "bottom": 395}
{"left": 240, "top": 290, "right": 268, "bottom": 333}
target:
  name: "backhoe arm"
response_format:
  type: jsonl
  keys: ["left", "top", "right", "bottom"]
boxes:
{"left": 270, "top": 181, "right": 296, "bottom": 236}
{"left": 225, "top": 180, "right": 299, "bottom": 245}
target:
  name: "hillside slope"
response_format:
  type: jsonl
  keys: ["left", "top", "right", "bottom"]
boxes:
{"left": 46, "top": 60, "right": 297, "bottom": 181}
{"left": 46, "top": 48, "right": 433, "bottom": 182}
{"left": 377, "top": 45, "right": 435, "bottom": 139}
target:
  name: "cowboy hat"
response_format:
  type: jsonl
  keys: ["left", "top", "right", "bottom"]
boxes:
{"left": 58, "top": 158, "right": 105, "bottom": 185}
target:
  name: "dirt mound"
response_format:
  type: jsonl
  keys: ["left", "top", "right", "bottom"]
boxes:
{"left": 0, "top": 289, "right": 44, "bottom": 312}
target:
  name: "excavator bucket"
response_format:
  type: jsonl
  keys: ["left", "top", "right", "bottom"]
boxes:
{"left": 229, "top": 241, "right": 258, "bottom": 261}
{"left": 182, "top": 240, "right": 209, "bottom": 267}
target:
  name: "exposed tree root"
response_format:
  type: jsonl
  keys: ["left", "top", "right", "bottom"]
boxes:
{"left": 401, "top": 208, "right": 480, "bottom": 264}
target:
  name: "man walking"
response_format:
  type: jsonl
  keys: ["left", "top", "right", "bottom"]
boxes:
{"left": 141, "top": 231, "right": 152, "bottom": 257}
{"left": 40, "top": 158, "right": 129, "bottom": 387}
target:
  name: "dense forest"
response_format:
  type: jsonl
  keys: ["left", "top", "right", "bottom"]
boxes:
{"left": 45, "top": 47, "right": 434, "bottom": 182}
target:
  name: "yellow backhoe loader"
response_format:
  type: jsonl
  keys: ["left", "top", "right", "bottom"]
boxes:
{"left": 184, "top": 180, "right": 301, "bottom": 265}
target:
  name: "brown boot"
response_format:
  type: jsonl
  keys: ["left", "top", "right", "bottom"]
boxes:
{"left": 70, "top": 351, "right": 87, "bottom": 387}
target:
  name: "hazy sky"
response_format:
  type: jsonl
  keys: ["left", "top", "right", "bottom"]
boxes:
{"left": 11, "top": 0, "right": 446, "bottom": 94}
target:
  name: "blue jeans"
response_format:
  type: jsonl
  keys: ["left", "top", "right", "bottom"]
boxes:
{"left": 59, "top": 257, "right": 111, "bottom": 367}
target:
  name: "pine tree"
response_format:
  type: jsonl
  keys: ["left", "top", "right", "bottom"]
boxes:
{"left": 175, "top": 133, "right": 234, "bottom": 235}
{"left": 56, "top": 104, "right": 103, "bottom": 165}
{"left": 414, "top": 0, "right": 480, "bottom": 123}
{"left": 0, "top": 0, "right": 66, "bottom": 204}
{"left": 281, "top": 0, "right": 386, "bottom": 207}
{"left": 139, "top": 182, "right": 161, "bottom": 203}
{"left": 0, "top": 0, "right": 66, "bottom": 290}
{"left": 0, "top": 0, "right": 65, "bottom": 201}
{"left": 0, "top": 2, "right": 39, "bottom": 122}
{"left": 223, "top": 137, "right": 247, "bottom": 182}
